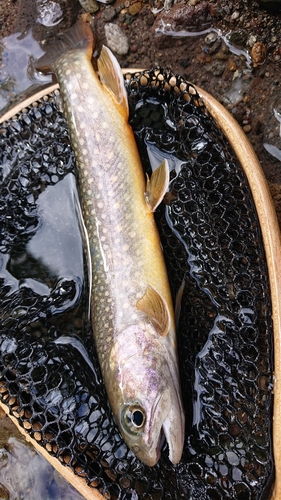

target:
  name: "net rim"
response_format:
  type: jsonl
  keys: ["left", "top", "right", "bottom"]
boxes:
{"left": 0, "top": 71, "right": 280, "bottom": 500}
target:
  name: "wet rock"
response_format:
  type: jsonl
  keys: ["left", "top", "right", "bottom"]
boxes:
{"left": 104, "top": 23, "right": 129, "bottom": 55}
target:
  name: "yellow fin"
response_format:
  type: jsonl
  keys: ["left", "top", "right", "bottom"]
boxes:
{"left": 97, "top": 46, "right": 129, "bottom": 119}
{"left": 137, "top": 286, "right": 171, "bottom": 337}
{"left": 175, "top": 278, "right": 185, "bottom": 328}
{"left": 145, "top": 159, "right": 170, "bottom": 211}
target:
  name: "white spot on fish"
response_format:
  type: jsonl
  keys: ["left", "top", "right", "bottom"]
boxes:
{"left": 65, "top": 69, "right": 71, "bottom": 75}
{"left": 97, "top": 202, "right": 104, "bottom": 209}
{"left": 82, "top": 81, "right": 89, "bottom": 90}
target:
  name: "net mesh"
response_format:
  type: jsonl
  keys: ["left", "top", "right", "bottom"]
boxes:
{"left": 0, "top": 68, "right": 274, "bottom": 499}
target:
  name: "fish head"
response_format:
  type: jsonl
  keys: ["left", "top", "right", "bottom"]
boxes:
{"left": 108, "top": 324, "right": 185, "bottom": 467}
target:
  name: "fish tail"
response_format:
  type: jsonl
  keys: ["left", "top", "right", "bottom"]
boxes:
{"left": 36, "top": 19, "right": 94, "bottom": 73}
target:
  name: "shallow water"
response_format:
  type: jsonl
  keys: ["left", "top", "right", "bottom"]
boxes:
{"left": 0, "top": 434, "right": 85, "bottom": 499}
{"left": 0, "top": 30, "right": 52, "bottom": 115}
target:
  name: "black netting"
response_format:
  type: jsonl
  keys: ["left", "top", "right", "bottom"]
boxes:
{"left": 0, "top": 69, "right": 274, "bottom": 499}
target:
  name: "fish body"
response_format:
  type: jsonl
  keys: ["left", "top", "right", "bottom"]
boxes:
{"left": 37, "top": 21, "right": 184, "bottom": 466}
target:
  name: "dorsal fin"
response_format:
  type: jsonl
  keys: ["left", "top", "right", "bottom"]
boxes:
{"left": 97, "top": 46, "right": 129, "bottom": 119}
{"left": 145, "top": 159, "right": 170, "bottom": 211}
{"left": 136, "top": 286, "right": 171, "bottom": 337}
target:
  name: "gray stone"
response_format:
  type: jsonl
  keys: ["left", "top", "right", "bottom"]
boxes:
{"left": 104, "top": 23, "right": 129, "bottom": 55}
{"left": 79, "top": 0, "right": 99, "bottom": 13}
{"left": 101, "top": 6, "right": 116, "bottom": 22}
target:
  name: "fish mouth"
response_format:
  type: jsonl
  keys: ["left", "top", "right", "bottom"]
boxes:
{"left": 159, "top": 428, "right": 166, "bottom": 451}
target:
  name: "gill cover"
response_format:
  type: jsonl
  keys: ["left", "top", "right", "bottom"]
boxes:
{"left": 108, "top": 324, "right": 185, "bottom": 466}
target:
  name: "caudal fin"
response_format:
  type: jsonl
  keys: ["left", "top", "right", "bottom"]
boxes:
{"left": 36, "top": 19, "right": 94, "bottom": 73}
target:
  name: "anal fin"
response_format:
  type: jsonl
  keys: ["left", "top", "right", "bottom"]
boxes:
{"left": 136, "top": 285, "right": 171, "bottom": 337}
{"left": 145, "top": 159, "right": 170, "bottom": 211}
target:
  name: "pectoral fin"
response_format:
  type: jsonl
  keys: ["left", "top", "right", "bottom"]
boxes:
{"left": 97, "top": 45, "right": 129, "bottom": 119}
{"left": 145, "top": 159, "right": 170, "bottom": 211}
{"left": 136, "top": 285, "right": 170, "bottom": 337}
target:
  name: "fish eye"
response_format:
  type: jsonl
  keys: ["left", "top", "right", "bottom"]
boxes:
{"left": 132, "top": 410, "right": 144, "bottom": 427}
{"left": 122, "top": 405, "right": 146, "bottom": 433}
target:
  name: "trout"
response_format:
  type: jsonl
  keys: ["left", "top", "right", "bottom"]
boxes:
{"left": 36, "top": 20, "right": 185, "bottom": 466}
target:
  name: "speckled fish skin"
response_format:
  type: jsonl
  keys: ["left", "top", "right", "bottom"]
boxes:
{"left": 41, "top": 20, "right": 185, "bottom": 466}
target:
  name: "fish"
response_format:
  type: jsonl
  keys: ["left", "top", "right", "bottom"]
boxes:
{"left": 36, "top": 19, "right": 185, "bottom": 467}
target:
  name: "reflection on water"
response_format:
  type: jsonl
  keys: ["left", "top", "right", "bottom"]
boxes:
{"left": 0, "top": 435, "right": 85, "bottom": 499}
{"left": 1, "top": 174, "right": 85, "bottom": 313}
{"left": 0, "top": 31, "right": 52, "bottom": 115}
{"left": 0, "top": 170, "right": 88, "bottom": 498}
